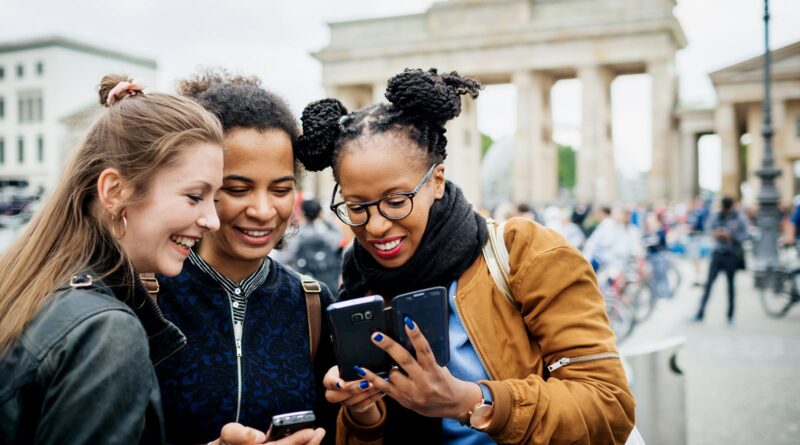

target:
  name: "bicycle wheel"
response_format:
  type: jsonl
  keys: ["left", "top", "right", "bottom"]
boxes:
{"left": 605, "top": 297, "right": 635, "bottom": 341}
{"left": 631, "top": 283, "right": 656, "bottom": 323}
{"left": 759, "top": 271, "right": 795, "bottom": 318}
{"left": 667, "top": 263, "right": 682, "bottom": 297}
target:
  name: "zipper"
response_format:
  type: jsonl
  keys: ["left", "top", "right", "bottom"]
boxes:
{"left": 452, "top": 293, "right": 494, "bottom": 380}
{"left": 230, "top": 299, "right": 245, "bottom": 423}
{"left": 547, "top": 352, "right": 621, "bottom": 373}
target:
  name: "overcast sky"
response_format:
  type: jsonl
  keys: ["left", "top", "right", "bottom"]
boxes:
{"left": 3, "top": 0, "right": 800, "bottom": 189}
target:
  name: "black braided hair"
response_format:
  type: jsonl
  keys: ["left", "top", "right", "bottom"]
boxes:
{"left": 297, "top": 68, "right": 482, "bottom": 178}
{"left": 176, "top": 67, "right": 300, "bottom": 166}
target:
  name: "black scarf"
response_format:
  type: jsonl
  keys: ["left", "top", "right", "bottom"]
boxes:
{"left": 340, "top": 180, "right": 488, "bottom": 300}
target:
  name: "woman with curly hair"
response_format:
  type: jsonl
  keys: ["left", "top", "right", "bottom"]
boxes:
{"left": 153, "top": 70, "right": 333, "bottom": 445}
{"left": 296, "top": 68, "right": 636, "bottom": 444}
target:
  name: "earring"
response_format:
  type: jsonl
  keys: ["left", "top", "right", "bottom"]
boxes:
{"left": 111, "top": 210, "right": 128, "bottom": 239}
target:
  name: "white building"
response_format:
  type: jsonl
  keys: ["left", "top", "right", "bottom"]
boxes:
{"left": 0, "top": 36, "right": 157, "bottom": 194}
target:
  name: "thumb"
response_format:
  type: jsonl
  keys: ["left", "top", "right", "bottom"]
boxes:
{"left": 218, "top": 422, "right": 267, "bottom": 445}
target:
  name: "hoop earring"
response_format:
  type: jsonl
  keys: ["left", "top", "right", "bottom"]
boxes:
{"left": 111, "top": 212, "right": 128, "bottom": 239}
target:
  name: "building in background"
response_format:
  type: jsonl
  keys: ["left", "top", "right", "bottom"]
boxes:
{"left": 677, "top": 40, "right": 800, "bottom": 206}
{"left": 0, "top": 36, "right": 156, "bottom": 196}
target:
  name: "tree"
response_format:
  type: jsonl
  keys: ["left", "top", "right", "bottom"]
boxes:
{"left": 481, "top": 133, "right": 493, "bottom": 159}
{"left": 558, "top": 144, "right": 576, "bottom": 190}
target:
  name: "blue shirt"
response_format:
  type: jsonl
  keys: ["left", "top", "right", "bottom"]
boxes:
{"left": 442, "top": 281, "right": 495, "bottom": 445}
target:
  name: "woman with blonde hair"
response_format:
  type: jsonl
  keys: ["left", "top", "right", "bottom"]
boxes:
{"left": 0, "top": 75, "right": 263, "bottom": 444}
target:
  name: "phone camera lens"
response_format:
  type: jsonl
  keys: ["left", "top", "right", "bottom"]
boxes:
{"left": 364, "top": 310, "right": 373, "bottom": 320}
{"left": 350, "top": 313, "right": 364, "bottom": 322}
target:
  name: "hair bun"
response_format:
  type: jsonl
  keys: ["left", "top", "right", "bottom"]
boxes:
{"left": 385, "top": 68, "right": 481, "bottom": 124}
{"left": 98, "top": 74, "right": 133, "bottom": 106}
{"left": 296, "top": 98, "right": 348, "bottom": 172}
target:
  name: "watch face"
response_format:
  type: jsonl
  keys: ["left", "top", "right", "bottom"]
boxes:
{"left": 470, "top": 404, "right": 494, "bottom": 430}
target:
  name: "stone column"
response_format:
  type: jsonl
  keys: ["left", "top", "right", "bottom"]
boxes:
{"left": 444, "top": 95, "right": 482, "bottom": 206}
{"left": 512, "top": 70, "right": 556, "bottom": 205}
{"left": 578, "top": 66, "right": 615, "bottom": 204}
{"left": 649, "top": 59, "right": 679, "bottom": 201}
{"left": 679, "top": 131, "right": 699, "bottom": 199}
{"left": 715, "top": 102, "right": 740, "bottom": 198}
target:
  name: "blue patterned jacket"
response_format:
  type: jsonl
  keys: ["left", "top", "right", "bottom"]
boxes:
{"left": 155, "top": 258, "right": 337, "bottom": 444}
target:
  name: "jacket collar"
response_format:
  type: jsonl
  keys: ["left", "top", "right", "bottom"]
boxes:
{"left": 82, "top": 265, "right": 187, "bottom": 366}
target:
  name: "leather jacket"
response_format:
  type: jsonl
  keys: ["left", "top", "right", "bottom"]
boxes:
{"left": 0, "top": 271, "right": 186, "bottom": 445}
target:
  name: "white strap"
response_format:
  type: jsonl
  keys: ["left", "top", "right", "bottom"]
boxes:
{"left": 482, "top": 219, "right": 520, "bottom": 310}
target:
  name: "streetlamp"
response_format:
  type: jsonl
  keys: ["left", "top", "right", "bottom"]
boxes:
{"left": 754, "top": 0, "right": 781, "bottom": 283}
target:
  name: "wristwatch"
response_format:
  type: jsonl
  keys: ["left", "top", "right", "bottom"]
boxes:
{"left": 465, "top": 383, "right": 494, "bottom": 431}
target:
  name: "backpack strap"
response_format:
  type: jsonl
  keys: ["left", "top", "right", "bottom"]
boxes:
{"left": 482, "top": 218, "right": 520, "bottom": 310}
{"left": 300, "top": 275, "right": 322, "bottom": 362}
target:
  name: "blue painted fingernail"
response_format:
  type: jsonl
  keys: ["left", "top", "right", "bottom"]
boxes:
{"left": 335, "top": 380, "right": 342, "bottom": 389}
{"left": 383, "top": 377, "right": 390, "bottom": 382}
{"left": 354, "top": 365, "right": 366, "bottom": 377}
{"left": 373, "top": 332, "right": 384, "bottom": 342}
{"left": 404, "top": 316, "right": 415, "bottom": 330}
{"left": 360, "top": 381, "right": 369, "bottom": 390}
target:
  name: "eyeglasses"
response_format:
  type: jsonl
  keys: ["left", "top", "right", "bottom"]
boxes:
{"left": 329, "top": 163, "right": 438, "bottom": 227}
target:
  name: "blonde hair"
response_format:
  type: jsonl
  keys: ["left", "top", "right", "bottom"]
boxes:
{"left": 0, "top": 74, "right": 224, "bottom": 353}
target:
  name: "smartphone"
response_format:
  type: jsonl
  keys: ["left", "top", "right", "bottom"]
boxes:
{"left": 270, "top": 411, "right": 315, "bottom": 439}
{"left": 390, "top": 286, "right": 450, "bottom": 366}
{"left": 327, "top": 295, "right": 392, "bottom": 380}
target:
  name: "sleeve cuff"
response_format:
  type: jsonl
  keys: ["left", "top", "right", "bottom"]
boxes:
{"left": 479, "top": 379, "right": 514, "bottom": 436}
{"left": 338, "top": 399, "right": 387, "bottom": 442}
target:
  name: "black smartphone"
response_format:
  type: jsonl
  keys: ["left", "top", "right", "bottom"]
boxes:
{"left": 390, "top": 286, "right": 450, "bottom": 366}
{"left": 270, "top": 410, "right": 315, "bottom": 439}
{"left": 327, "top": 295, "right": 392, "bottom": 380}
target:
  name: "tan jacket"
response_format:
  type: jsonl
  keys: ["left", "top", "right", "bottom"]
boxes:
{"left": 338, "top": 217, "right": 635, "bottom": 444}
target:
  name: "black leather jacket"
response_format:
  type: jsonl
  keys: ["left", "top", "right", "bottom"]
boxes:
{"left": 0, "top": 271, "right": 186, "bottom": 444}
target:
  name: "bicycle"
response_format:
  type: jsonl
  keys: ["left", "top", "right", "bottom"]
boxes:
{"left": 759, "top": 264, "right": 800, "bottom": 318}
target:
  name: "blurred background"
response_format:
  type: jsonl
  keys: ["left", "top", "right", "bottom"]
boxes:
{"left": 1, "top": 1, "right": 799, "bottom": 443}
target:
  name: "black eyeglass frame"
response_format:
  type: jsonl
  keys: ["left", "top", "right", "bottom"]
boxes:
{"left": 329, "top": 163, "right": 439, "bottom": 227}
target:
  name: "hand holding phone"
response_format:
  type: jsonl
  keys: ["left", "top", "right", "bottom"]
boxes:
{"left": 326, "top": 296, "right": 391, "bottom": 380}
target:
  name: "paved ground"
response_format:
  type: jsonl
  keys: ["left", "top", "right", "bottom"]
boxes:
{"left": 620, "top": 257, "right": 800, "bottom": 445}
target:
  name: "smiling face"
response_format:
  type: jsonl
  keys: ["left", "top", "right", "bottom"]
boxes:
{"left": 336, "top": 132, "right": 445, "bottom": 269}
{"left": 120, "top": 142, "right": 223, "bottom": 276}
{"left": 198, "top": 127, "right": 296, "bottom": 281}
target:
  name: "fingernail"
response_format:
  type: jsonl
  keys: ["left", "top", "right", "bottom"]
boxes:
{"left": 383, "top": 377, "right": 390, "bottom": 382}
{"left": 255, "top": 432, "right": 267, "bottom": 441}
{"left": 360, "top": 381, "right": 369, "bottom": 390}
{"left": 373, "top": 332, "right": 384, "bottom": 342}
{"left": 335, "top": 380, "right": 343, "bottom": 389}
{"left": 404, "top": 315, "right": 415, "bottom": 330}
{"left": 354, "top": 365, "right": 366, "bottom": 377}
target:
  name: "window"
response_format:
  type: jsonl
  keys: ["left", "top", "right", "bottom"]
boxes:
{"left": 0, "top": 138, "right": 4, "bottom": 164}
{"left": 37, "top": 135, "right": 44, "bottom": 163}
{"left": 0, "top": 97, "right": 4, "bottom": 119}
{"left": 36, "top": 62, "right": 44, "bottom": 75}
{"left": 16, "top": 64, "right": 23, "bottom": 78}
{"left": 0, "top": 66, "right": 4, "bottom": 80}
{"left": 17, "top": 136, "right": 24, "bottom": 163}
{"left": 16, "top": 91, "right": 43, "bottom": 123}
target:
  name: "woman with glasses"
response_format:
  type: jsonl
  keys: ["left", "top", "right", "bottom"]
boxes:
{"left": 296, "top": 68, "right": 635, "bottom": 444}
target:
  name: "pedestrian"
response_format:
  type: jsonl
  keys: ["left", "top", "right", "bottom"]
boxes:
{"left": 153, "top": 70, "right": 331, "bottom": 445}
{"left": 289, "top": 199, "right": 343, "bottom": 292}
{"left": 297, "top": 68, "right": 635, "bottom": 444}
{"left": 0, "top": 75, "right": 262, "bottom": 444}
{"left": 693, "top": 196, "right": 749, "bottom": 324}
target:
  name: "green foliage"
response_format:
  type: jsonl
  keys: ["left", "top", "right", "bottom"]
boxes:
{"left": 481, "top": 133, "right": 493, "bottom": 158}
{"left": 558, "top": 144, "right": 576, "bottom": 189}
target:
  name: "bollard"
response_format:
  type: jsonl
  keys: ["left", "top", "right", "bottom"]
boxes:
{"left": 621, "top": 336, "right": 686, "bottom": 445}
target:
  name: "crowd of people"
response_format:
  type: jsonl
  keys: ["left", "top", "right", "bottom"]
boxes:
{"left": 6, "top": 63, "right": 787, "bottom": 445}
